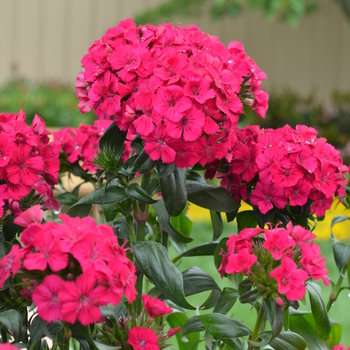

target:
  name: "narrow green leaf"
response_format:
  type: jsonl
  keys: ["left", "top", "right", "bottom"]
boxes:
{"left": 55, "top": 192, "right": 79, "bottom": 206}
{"left": 93, "top": 342, "right": 121, "bottom": 350}
{"left": 226, "top": 209, "right": 238, "bottom": 223}
{"left": 29, "top": 316, "right": 44, "bottom": 349}
{"left": 39, "top": 319, "right": 63, "bottom": 340}
{"left": 268, "top": 331, "right": 307, "bottom": 350}
{"left": 153, "top": 199, "right": 193, "bottom": 243}
{"left": 182, "top": 267, "right": 221, "bottom": 309}
{"left": 99, "top": 122, "right": 127, "bottom": 156}
{"left": 134, "top": 149, "right": 155, "bottom": 174}
{"left": 263, "top": 299, "right": 284, "bottom": 340}
{"left": 69, "top": 322, "right": 98, "bottom": 349}
{"left": 125, "top": 183, "right": 157, "bottom": 204}
{"left": 0, "top": 309, "right": 21, "bottom": 341}
{"left": 159, "top": 168, "right": 188, "bottom": 216}
{"left": 167, "top": 313, "right": 199, "bottom": 350}
{"left": 0, "top": 229, "right": 6, "bottom": 260}
{"left": 210, "top": 211, "right": 223, "bottom": 241}
{"left": 197, "top": 313, "right": 251, "bottom": 339}
{"left": 333, "top": 241, "right": 350, "bottom": 272}
{"left": 289, "top": 313, "right": 328, "bottom": 349}
{"left": 172, "top": 242, "right": 218, "bottom": 264}
{"left": 239, "top": 289, "right": 260, "bottom": 304}
{"left": 181, "top": 316, "right": 205, "bottom": 339}
{"left": 213, "top": 287, "right": 239, "bottom": 315}
{"left": 132, "top": 241, "right": 194, "bottom": 309}
{"left": 171, "top": 203, "right": 193, "bottom": 237}
{"left": 68, "top": 186, "right": 129, "bottom": 217}
{"left": 236, "top": 210, "right": 258, "bottom": 231}
{"left": 328, "top": 321, "right": 342, "bottom": 349}
{"left": 155, "top": 162, "right": 176, "bottom": 178}
{"left": 67, "top": 203, "right": 92, "bottom": 218}
{"left": 186, "top": 180, "right": 239, "bottom": 212}
{"left": 306, "top": 282, "right": 331, "bottom": 340}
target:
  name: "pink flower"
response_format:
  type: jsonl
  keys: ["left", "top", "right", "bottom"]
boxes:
{"left": 142, "top": 295, "right": 173, "bottom": 318}
{"left": 0, "top": 245, "right": 23, "bottom": 288}
{"left": 263, "top": 228, "right": 295, "bottom": 260}
{"left": 13, "top": 205, "right": 44, "bottom": 228}
{"left": 153, "top": 86, "right": 192, "bottom": 122}
{"left": 270, "top": 257, "right": 308, "bottom": 301}
{"left": 59, "top": 271, "right": 107, "bottom": 325}
{"left": 225, "top": 248, "right": 257, "bottom": 274}
{"left": 301, "top": 242, "right": 329, "bottom": 286}
{"left": 332, "top": 345, "right": 350, "bottom": 350}
{"left": 250, "top": 180, "right": 288, "bottom": 214}
{"left": 32, "top": 275, "right": 64, "bottom": 322}
{"left": 0, "top": 344, "right": 19, "bottom": 350}
{"left": 183, "top": 77, "right": 216, "bottom": 104}
{"left": 127, "top": 327, "right": 159, "bottom": 350}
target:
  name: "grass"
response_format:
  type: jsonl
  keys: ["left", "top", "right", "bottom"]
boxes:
{"left": 166, "top": 218, "right": 350, "bottom": 347}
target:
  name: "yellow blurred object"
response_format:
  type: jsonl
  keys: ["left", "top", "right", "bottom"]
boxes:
{"left": 187, "top": 201, "right": 350, "bottom": 240}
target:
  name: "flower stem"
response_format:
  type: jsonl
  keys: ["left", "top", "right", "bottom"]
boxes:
{"left": 249, "top": 305, "right": 265, "bottom": 349}
{"left": 326, "top": 264, "right": 348, "bottom": 312}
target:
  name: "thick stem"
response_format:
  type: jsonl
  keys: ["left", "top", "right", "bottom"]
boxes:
{"left": 326, "top": 264, "right": 348, "bottom": 312}
{"left": 249, "top": 305, "right": 265, "bottom": 349}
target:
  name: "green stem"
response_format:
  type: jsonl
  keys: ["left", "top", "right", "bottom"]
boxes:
{"left": 326, "top": 264, "right": 348, "bottom": 312}
{"left": 136, "top": 221, "right": 146, "bottom": 242}
{"left": 249, "top": 305, "right": 265, "bottom": 349}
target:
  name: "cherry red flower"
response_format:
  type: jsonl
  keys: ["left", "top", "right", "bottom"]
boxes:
{"left": 142, "top": 295, "right": 173, "bottom": 318}
{"left": 127, "top": 327, "right": 159, "bottom": 350}
{"left": 32, "top": 275, "right": 64, "bottom": 322}
{"left": 270, "top": 257, "right": 308, "bottom": 301}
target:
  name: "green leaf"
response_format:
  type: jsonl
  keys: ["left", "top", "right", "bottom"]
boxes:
{"left": 159, "top": 168, "right": 188, "bottom": 216}
{"left": 289, "top": 312, "right": 328, "bottom": 349}
{"left": 181, "top": 316, "right": 205, "bottom": 339}
{"left": 328, "top": 321, "right": 342, "bottom": 349}
{"left": 306, "top": 282, "right": 331, "bottom": 340}
{"left": 28, "top": 316, "right": 44, "bottom": 349}
{"left": 69, "top": 322, "right": 98, "bottom": 349}
{"left": 153, "top": 199, "right": 192, "bottom": 243}
{"left": 186, "top": 180, "right": 239, "bottom": 212}
{"left": 236, "top": 210, "right": 258, "bottom": 231}
{"left": 210, "top": 210, "right": 223, "bottom": 241}
{"left": 155, "top": 162, "right": 176, "bottom": 178}
{"left": 68, "top": 186, "right": 129, "bottom": 217}
{"left": 99, "top": 122, "right": 127, "bottom": 156}
{"left": 197, "top": 313, "right": 251, "bottom": 339}
{"left": 213, "top": 287, "right": 239, "bottom": 315}
{"left": 125, "top": 183, "right": 157, "bottom": 204}
{"left": 226, "top": 209, "right": 238, "bottom": 223}
{"left": 93, "top": 342, "right": 121, "bottom": 350}
{"left": 333, "top": 241, "right": 350, "bottom": 272}
{"left": 134, "top": 149, "right": 156, "bottom": 174}
{"left": 253, "top": 206, "right": 278, "bottom": 228}
{"left": 55, "top": 192, "right": 79, "bottom": 206}
{"left": 171, "top": 203, "right": 193, "bottom": 237}
{"left": 132, "top": 241, "right": 194, "bottom": 309}
{"left": 182, "top": 267, "right": 221, "bottom": 309}
{"left": 39, "top": 318, "right": 63, "bottom": 339}
{"left": 239, "top": 288, "right": 260, "bottom": 304}
{"left": 167, "top": 313, "right": 199, "bottom": 350}
{"left": 172, "top": 242, "right": 219, "bottom": 264}
{"left": 268, "top": 331, "right": 307, "bottom": 350}
{"left": 263, "top": 299, "right": 284, "bottom": 341}
{"left": 0, "top": 309, "right": 21, "bottom": 341}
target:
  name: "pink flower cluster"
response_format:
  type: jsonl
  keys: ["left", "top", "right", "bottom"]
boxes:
{"left": 219, "top": 222, "right": 329, "bottom": 302}
{"left": 76, "top": 18, "right": 268, "bottom": 168}
{"left": 218, "top": 125, "right": 348, "bottom": 217}
{"left": 52, "top": 119, "right": 113, "bottom": 172}
{"left": 333, "top": 345, "right": 350, "bottom": 350}
{"left": 0, "top": 207, "right": 137, "bottom": 326}
{"left": 0, "top": 110, "right": 60, "bottom": 217}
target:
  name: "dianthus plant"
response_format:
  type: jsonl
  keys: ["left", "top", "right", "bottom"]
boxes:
{"left": 1, "top": 18, "right": 350, "bottom": 350}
